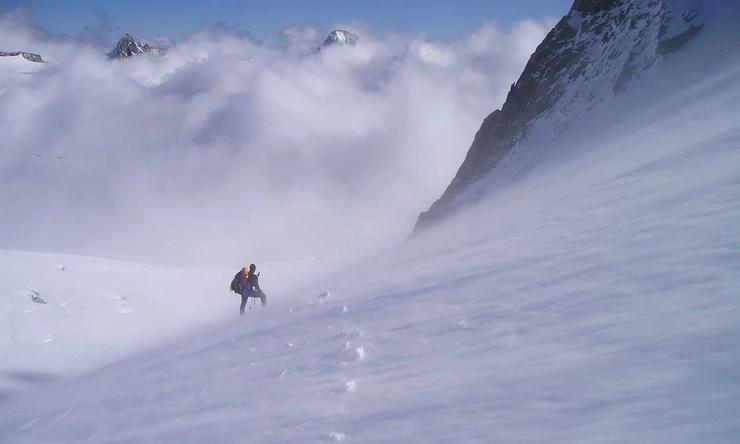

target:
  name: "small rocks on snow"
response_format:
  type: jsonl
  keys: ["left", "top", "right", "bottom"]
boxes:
{"left": 30, "top": 290, "right": 47, "bottom": 304}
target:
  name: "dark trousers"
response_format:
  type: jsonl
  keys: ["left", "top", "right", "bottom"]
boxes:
{"left": 240, "top": 292, "right": 266, "bottom": 315}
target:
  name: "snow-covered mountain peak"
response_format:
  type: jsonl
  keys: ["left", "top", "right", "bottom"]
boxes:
{"left": 108, "top": 33, "right": 165, "bottom": 60}
{"left": 319, "top": 29, "right": 359, "bottom": 49}
{"left": 415, "top": 0, "right": 712, "bottom": 232}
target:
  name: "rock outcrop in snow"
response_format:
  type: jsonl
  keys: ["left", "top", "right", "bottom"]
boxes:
{"left": 319, "top": 30, "right": 359, "bottom": 50}
{"left": 415, "top": 0, "right": 704, "bottom": 232}
{"left": 108, "top": 34, "right": 165, "bottom": 60}
{"left": 0, "top": 51, "right": 45, "bottom": 63}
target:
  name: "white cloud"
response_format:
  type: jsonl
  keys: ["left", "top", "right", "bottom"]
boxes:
{"left": 0, "top": 12, "right": 551, "bottom": 265}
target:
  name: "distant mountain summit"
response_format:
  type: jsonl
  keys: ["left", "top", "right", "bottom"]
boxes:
{"left": 319, "top": 30, "right": 359, "bottom": 50}
{"left": 0, "top": 51, "right": 45, "bottom": 63}
{"left": 415, "top": 0, "right": 708, "bottom": 232}
{"left": 108, "top": 34, "right": 165, "bottom": 60}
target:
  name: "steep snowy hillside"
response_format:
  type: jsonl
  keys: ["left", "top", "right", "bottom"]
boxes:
{"left": 1, "top": 1, "right": 738, "bottom": 442}
{"left": 0, "top": 250, "right": 334, "bottom": 398}
{"left": 1, "top": 51, "right": 739, "bottom": 442}
{"left": 416, "top": 0, "right": 739, "bottom": 230}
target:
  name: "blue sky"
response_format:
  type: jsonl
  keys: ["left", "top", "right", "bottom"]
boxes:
{"left": 1, "top": 0, "right": 571, "bottom": 43}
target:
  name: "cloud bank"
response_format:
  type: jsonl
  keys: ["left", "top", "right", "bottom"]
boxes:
{"left": 0, "top": 10, "right": 552, "bottom": 265}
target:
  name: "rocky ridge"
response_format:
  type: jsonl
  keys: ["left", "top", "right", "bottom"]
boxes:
{"left": 415, "top": 0, "right": 705, "bottom": 232}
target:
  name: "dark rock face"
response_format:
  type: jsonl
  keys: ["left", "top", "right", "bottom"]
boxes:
{"left": 108, "top": 34, "right": 164, "bottom": 60}
{"left": 414, "top": 0, "right": 703, "bottom": 233}
{"left": 0, "top": 51, "right": 45, "bottom": 63}
{"left": 573, "top": 0, "right": 622, "bottom": 14}
{"left": 657, "top": 9, "right": 703, "bottom": 55}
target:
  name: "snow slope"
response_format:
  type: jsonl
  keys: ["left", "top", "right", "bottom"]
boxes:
{"left": 417, "top": 0, "right": 740, "bottom": 230}
{"left": 0, "top": 250, "right": 334, "bottom": 398}
{"left": 0, "top": 53, "right": 44, "bottom": 84}
{"left": 1, "top": 49, "right": 739, "bottom": 443}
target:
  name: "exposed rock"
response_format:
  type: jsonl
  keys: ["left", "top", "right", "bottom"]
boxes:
{"left": 30, "top": 290, "right": 47, "bottom": 304}
{"left": 0, "top": 51, "right": 45, "bottom": 63}
{"left": 415, "top": 0, "right": 704, "bottom": 232}
{"left": 108, "top": 34, "right": 165, "bottom": 60}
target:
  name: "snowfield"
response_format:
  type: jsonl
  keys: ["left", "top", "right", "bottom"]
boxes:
{"left": 1, "top": 53, "right": 739, "bottom": 443}
{"left": 2, "top": 1, "right": 740, "bottom": 442}
{"left": 0, "top": 53, "right": 44, "bottom": 88}
{"left": 0, "top": 251, "right": 333, "bottom": 398}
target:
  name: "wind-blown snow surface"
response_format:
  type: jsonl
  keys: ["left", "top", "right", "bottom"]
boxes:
{"left": 1, "top": 54, "right": 739, "bottom": 443}
{"left": 0, "top": 251, "right": 333, "bottom": 399}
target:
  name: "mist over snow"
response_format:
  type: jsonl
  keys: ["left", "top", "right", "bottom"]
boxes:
{"left": 2, "top": 2, "right": 740, "bottom": 441}
{"left": 0, "top": 10, "right": 552, "bottom": 265}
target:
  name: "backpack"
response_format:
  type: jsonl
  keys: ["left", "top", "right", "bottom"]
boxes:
{"left": 230, "top": 272, "right": 241, "bottom": 293}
